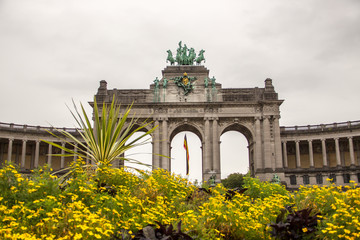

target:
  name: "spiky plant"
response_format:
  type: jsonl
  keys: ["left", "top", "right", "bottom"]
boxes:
{"left": 42, "top": 97, "right": 156, "bottom": 181}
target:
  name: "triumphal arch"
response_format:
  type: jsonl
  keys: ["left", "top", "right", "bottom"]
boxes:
{"left": 2, "top": 42, "right": 359, "bottom": 187}
{"left": 94, "top": 42, "right": 284, "bottom": 182}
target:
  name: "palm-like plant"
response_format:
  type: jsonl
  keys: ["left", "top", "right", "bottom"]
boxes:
{"left": 42, "top": 97, "right": 156, "bottom": 179}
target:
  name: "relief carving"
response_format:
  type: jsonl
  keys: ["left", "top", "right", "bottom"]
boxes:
{"left": 263, "top": 104, "right": 278, "bottom": 113}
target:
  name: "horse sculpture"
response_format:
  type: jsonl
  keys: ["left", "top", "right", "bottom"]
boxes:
{"left": 188, "top": 48, "right": 196, "bottom": 65}
{"left": 171, "top": 41, "right": 206, "bottom": 65}
{"left": 195, "top": 49, "right": 205, "bottom": 65}
{"left": 166, "top": 50, "right": 175, "bottom": 65}
{"left": 181, "top": 44, "right": 189, "bottom": 65}
{"left": 176, "top": 48, "right": 183, "bottom": 65}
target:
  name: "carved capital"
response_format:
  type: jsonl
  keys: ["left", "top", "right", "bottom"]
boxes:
{"left": 273, "top": 115, "right": 281, "bottom": 120}
{"left": 161, "top": 117, "right": 168, "bottom": 121}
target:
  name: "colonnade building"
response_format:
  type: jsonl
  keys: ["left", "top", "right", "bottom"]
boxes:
{"left": 1, "top": 65, "right": 360, "bottom": 189}
{"left": 2, "top": 120, "right": 359, "bottom": 189}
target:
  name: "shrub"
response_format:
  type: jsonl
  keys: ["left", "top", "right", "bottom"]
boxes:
{"left": 1, "top": 162, "right": 360, "bottom": 239}
{"left": 221, "top": 172, "right": 245, "bottom": 189}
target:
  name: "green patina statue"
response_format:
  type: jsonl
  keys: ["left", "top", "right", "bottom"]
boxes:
{"left": 166, "top": 50, "right": 175, "bottom": 65}
{"left": 271, "top": 174, "right": 281, "bottom": 184}
{"left": 204, "top": 77, "right": 209, "bottom": 88}
{"left": 208, "top": 174, "right": 216, "bottom": 187}
{"left": 153, "top": 77, "right": 160, "bottom": 89}
{"left": 171, "top": 72, "right": 197, "bottom": 95}
{"left": 195, "top": 49, "right": 205, "bottom": 65}
{"left": 211, "top": 76, "right": 216, "bottom": 89}
{"left": 163, "top": 78, "right": 168, "bottom": 88}
{"left": 166, "top": 41, "right": 206, "bottom": 66}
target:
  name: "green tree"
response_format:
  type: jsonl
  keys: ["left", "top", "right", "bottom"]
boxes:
{"left": 221, "top": 172, "right": 245, "bottom": 189}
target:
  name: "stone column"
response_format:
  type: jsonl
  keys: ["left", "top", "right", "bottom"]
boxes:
{"left": 34, "top": 140, "right": 40, "bottom": 168}
{"left": 47, "top": 144, "right": 52, "bottom": 167}
{"left": 60, "top": 142, "right": 65, "bottom": 169}
{"left": 153, "top": 119, "right": 160, "bottom": 168}
{"left": 348, "top": 137, "right": 355, "bottom": 166}
{"left": 204, "top": 118, "right": 211, "bottom": 173}
{"left": 295, "top": 140, "right": 301, "bottom": 168}
{"left": 73, "top": 143, "right": 78, "bottom": 161}
{"left": 335, "top": 138, "right": 341, "bottom": 167}
{"left": 263, "top": 116, "right": 272, "bottom": 169}
{"left": 282, "top": 141, "right": 288, "bottom": 168}
{"left": 86, "top": 147, "right": 90, "bottom": 165}
{"left": 321, "top": 139, "right": 328, "bottom": 167}
{"left": 254, "top": 117, "right": 262, "bottom": 170}
{"left": 7, "top": 138, "right": 14, "bottom": 161}
{"left": 273, "top": 116, "right": 283, "bottom": 169}
{"left": 0, "top": 143, "right": 4, "bottom": 163}
{"left": 308, "top": 140, "right": 314, "bottom": 168}
{"left": 212, "top": 118, "right": 220, "bottom": 177}
{"left": 21, "top": 139, "right": 27, "bottom": 169}
{"left": 161, "top": 119, "right": 169, "bottom": 170}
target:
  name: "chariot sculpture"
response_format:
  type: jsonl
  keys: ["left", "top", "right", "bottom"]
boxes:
{"left": 166, "top": 41, "right": 206, "bottom": 66}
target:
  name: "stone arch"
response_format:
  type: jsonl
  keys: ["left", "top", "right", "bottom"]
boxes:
{"left": 220, "top": 122, "right": 254, "bottom": 143}
{"left": 168, "top": 122, "right": 203, "bottom": 180}
{"left": 94, "top": 65, "right": 284, "bottom": 182}
{"left": 118, "top": 122, "right": 153, "bottom": 168}
{"left": 120, "top": 122, "right": 153, "bottom": 136}
{"left": 169, "top": 122, "right": 203, "bottom": 143}
{"left": 220, "top": 122, "right": 255, "bottom": 177}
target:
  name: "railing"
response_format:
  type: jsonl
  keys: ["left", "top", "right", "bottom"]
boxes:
{"left": 0, "top": 122, "right": 79, "bottom": 133}
{"left": 280, "top": 120, "right": 360, "bottom": 133}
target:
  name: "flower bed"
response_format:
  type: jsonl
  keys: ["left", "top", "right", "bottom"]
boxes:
{"left": 0, "top": 160, "right": 359, "bottom": 239}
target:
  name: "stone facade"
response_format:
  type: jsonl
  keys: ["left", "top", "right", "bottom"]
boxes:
{"left": 280, "top": 122, "right": 360, "bottom": 189}
{"left": 1, "top": 65, "right": 359, "bottom": 187}
{"left": 92, "top": 66, "right": 283, "bottom": 182}
{"left": 0, "top": 123, "right": 83, "bottom": 173}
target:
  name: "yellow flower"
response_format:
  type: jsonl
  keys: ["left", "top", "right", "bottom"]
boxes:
{"left": 74, "top": 233, "right": 82, "bottom": 240}
{"left": 302, "top": 227, "right": 308, "bottom": 232}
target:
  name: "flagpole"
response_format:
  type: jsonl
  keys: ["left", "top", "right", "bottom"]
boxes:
{"left": 184, "top": 134, "right": 189, "bottom": 175}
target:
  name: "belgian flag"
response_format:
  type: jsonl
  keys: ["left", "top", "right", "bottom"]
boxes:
{"left": 183, "top": 134, "right": 190, "bottom": 175}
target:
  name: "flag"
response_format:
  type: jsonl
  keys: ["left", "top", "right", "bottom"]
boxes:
{"left": 183, "top": 134, "right": 190, "bottom": 175}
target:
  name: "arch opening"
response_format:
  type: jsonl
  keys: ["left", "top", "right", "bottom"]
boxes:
{"left": 123, "top": 131, "right": 153, "bottom": 172}
{"left": 220, "top": 123, "right": 253, "bottom": 179}
{"left": 170, "top": 131, "right": 202, "bottom": 184}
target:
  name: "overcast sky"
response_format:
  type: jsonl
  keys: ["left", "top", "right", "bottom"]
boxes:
{"left": 1, "top": 0, "right": 360, "bottom": 181}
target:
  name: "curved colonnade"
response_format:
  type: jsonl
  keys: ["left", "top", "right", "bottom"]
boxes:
{"left": 0, "top": 122, "right": 84, "bottom": 173}
{"left": 1, "top": 120, "right": 360, "bottom": 188}
{"left": 281, "top": 121, "right": 360, "bottom": 188}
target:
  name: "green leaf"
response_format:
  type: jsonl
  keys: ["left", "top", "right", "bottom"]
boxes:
{"left": 42, "top": 96, "right": 157, "bottom": 183}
